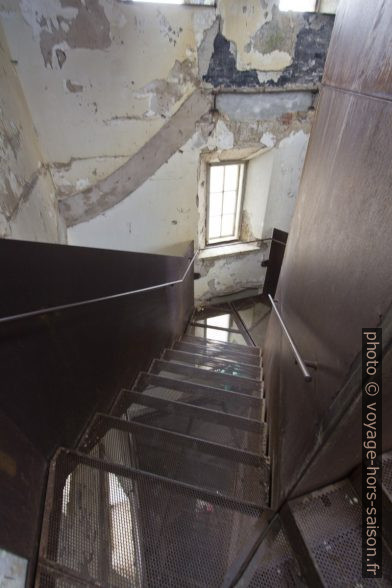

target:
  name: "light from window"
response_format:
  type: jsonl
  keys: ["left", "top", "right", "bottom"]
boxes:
{"left": 206, "top": 314, "right": 231, "bottom": 342}
{"left": 133, "top": 0, "right": 183, "bottom": 4}
{"left": 207, "top": 163, "right": 245, "bottom": 245}
{"left": 279, "top": 0, "right": 316, "bottom": 11}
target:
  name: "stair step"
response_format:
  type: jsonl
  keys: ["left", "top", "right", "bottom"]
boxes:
{"left": 224, "top": 515, "right": 305, "bottom": 587}
{"left": 182, "top": 334, "right": 260, "bottom": 356}
{"left": 134, "top": 372, "right": 265, "bottom": 421}
{"left": 162, "top": 348, "right": 261, "bottom": 379}
{"left": 79, "top": 414, "right": 269, "bottom": 506}
{"left": 112, "top": 389, "right": 267, "bottom": 453}
{"left": 121, "top": 389, "right": 264, "bottom": 433}
{"left": 151, "top": 359, "right": 262, "bottom": 395}
{"left": 38, "top": 448, "right": 265, "bottom": 587}
{"left": 282, "top": 479, "right": 392, "bottom": 586}
{"left": 174, "top": 340, "right": 261, "bottom": 366}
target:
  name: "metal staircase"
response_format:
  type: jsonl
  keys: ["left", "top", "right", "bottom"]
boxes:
{"left": 34, "top": 333, "right": 392, "bottom": 586}
{"left": 36, "top": 334, "right": 270, "bottom": 587}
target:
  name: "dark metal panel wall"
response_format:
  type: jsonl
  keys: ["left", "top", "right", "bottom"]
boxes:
{"left": 263, "top": 0, "right": 392, "bottom": 505}
{"left": 0, "top": 238, "right": 185, "bottom": 318}
{"left": 0, "top": 286, "right": 188, "bottom": 458}
{"left": 0, "top": 239, "right": 194, "bottom": 564}
{"left": 262, "top": 229, "right": 288, "bottom": 299}
{"left": 323, "top": 0, "right": 392, "bottom": 100}
{"left": 0, "top": 409, "right": 46, "bottom": 579}
{"left": 296, "top": 327, "right": 392, "bottom": 495}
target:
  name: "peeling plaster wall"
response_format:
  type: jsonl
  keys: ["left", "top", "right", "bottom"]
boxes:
{"left": 0, "top": 0, "right": 332, "bottom": 208}
{"left": 262, "top": 129, "right": 309, "bottom": 238}
{"left": 0, "top": 23, "right": 65, "bottom": 241}
{"left": 243, "top": 149, "right": 275, "bottom": 240}
{"left": 69, "top": 96, "right": 312, "bottom": 303}
{"left": 0, "top": 0, "right": 334, "bottom": 302}
{"left": 195, "top": 250, "right": 266, "bottom": 304}
{"left": 206, "top": 0, "right": 334, "bottom": 88}
{"left": 69, "top": 130, "right": 203, "bottom": 254}
{"left": 0, "top": 0, "right": 216, "bottom": 199}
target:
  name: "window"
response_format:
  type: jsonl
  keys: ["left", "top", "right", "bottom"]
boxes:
{"left": 279, "top": 0, "right": 316, "bottom": 11}
{"left": 207, "top": 163, "right": 245, "bottom": 245}
{"left": 133, "top": 0, "right": 183, "bottom": 4}
{"left": 133, "top": 0, "right": 215, "bottom": 5}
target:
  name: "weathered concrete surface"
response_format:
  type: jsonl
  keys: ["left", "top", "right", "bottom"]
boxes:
{"left": 216, "top": 91, "right": 313, "bottom": 122}
{"left": 0, "top": 0, "right": 334, "bottom": 300}
{"left": 0, "top": 0, "right": 333, "bottom": 205}
{"left": 195, "top": 249, "right": 267, "bottom": 303}
{"left": 69, "top": 101, "right": 311, "bottom": 304}
{"left": 0, "top": 23, "right": 65, "bottom": 241}
{"left": 60, "top": 90, "right": 213, "bottom": 226}
{"left": 38, "top": 0, "right": 111, "bottom": 68}
{"left": 0, "top": 0, "right": 216, "bottom": 199}
{"left": 204, "top": 1, "right": 334, "bottom": 88}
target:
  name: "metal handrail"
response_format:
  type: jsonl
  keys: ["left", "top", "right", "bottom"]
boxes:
{"left": 0, "top": 250, "right": 198, "bottom": 325}
{"left": 268, "top": 294, "right": 312, "bottom": 383}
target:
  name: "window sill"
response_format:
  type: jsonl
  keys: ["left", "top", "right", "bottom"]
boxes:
{"left": 199, "top": 242, "right": 260, "bottom": 260}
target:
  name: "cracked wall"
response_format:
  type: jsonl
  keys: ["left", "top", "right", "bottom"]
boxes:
{"left": 0, "top": 0, "right": 215, "bottom": 200}
{"left": 68, "top": 97, "right": 313, "bottom": 303}
{"left": 0, "top": 0, "right": 335, "bottom": 302}
{"left": 195, "top": 249, "right": 267, "bottom": 304}
{"left": 0, "top": 23, "right": 65, "bottom": 241}
{"left": 204, "top": 0, "right": 334, "bottom": 88}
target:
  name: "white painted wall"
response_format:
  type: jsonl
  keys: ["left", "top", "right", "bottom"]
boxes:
{"left": 0, "top": 1, "right": 319, "bottom": 303}
{"left": 0, "top": 23, "right": 65, "bottom": 242}
{"left": 69, "top": 120, "right": 309, "bottom": 303}
{"left": 0, "top": 0, "right": 216, "bottom": 197}
{"left": 263, "top": 130, "right": 309, "bottom": 238}
{"left": 195, "top": 250, "right": 266, "bottom": 303}
{"left": 242, "top": 149, "right": 275, "bottom": 240}
{"left": 69, "top": 132, "right": 201, "bottom": 253}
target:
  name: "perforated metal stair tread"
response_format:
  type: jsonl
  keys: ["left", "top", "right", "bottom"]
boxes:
{"left": 134, "top": 373, "right": 265, "bottom": 420}
{"left": 285, "top": 479, "right": 392, "bottom": 586}
{"left": 137, "top": 371, "right": 264, "bottom": 402}
{"left": 235, "top": 516, "right": 305, "bottom": 587}
{"left": 36, "top": 329, "right": 270, "bottom": 588}
{"left": 38, "top": 449, "right": 265, "bottom": 587}
{"left": 120, "top": 388, "right": 264, "bottom": 431}
{"left": 163, "top": 349, "right": 261, "bottom": 379}
{"left": 78, "top": 415, "right": 269, "bottom": 506}
{"left": 151, "top": 359, "right": 262, "bottom": 394}
{"left": 113, "top": 389, "right": 267, "bottom": 453}
{"left": 182, "top": 334, "right": 261, "bottom": 356}
{"left": 82, "top": 414, "right": 266, "bottom": 466}
{"left": 173, "top": 340, "right": 262, "bottom": 366}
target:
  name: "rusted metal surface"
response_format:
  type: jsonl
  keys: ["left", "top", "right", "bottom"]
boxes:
{"left": 264, "top": 0, "right": 392, "bottom": 506}
{"left": 323, "top": 0, "right": 392, "bottom": 100}
{"left": 0, "top": 240, "right": 194, "bottom": 583}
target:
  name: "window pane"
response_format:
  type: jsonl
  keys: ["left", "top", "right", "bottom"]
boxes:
{"left": 221, "top": 214, "right": 235, "bottom": 236}
{"left": 222, "top": 190, "right": 237, "bottom": 215}
{"left": 206, "top": 327, "right": 229, "bottom": 342}
{"left": 208, "top": 215, "right": 221, "bottom": 239}
{"left": 209, "top": 191, "right": 223, "bottom": 216}
{"left": 224, "top": 165, "right": 239, "bottom": 191}
{"left": 207, "top": 315, "right": 231, "bottom": 329}
{"left": 210, "top": 166, "right": 224, "bottom": 192}
{"left": 279, "top": 0, "right": 316, "bottom": 10}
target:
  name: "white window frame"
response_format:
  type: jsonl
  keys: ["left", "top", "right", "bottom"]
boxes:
{"left": 206, "top": 162, "right": 246, "bottom": 246}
